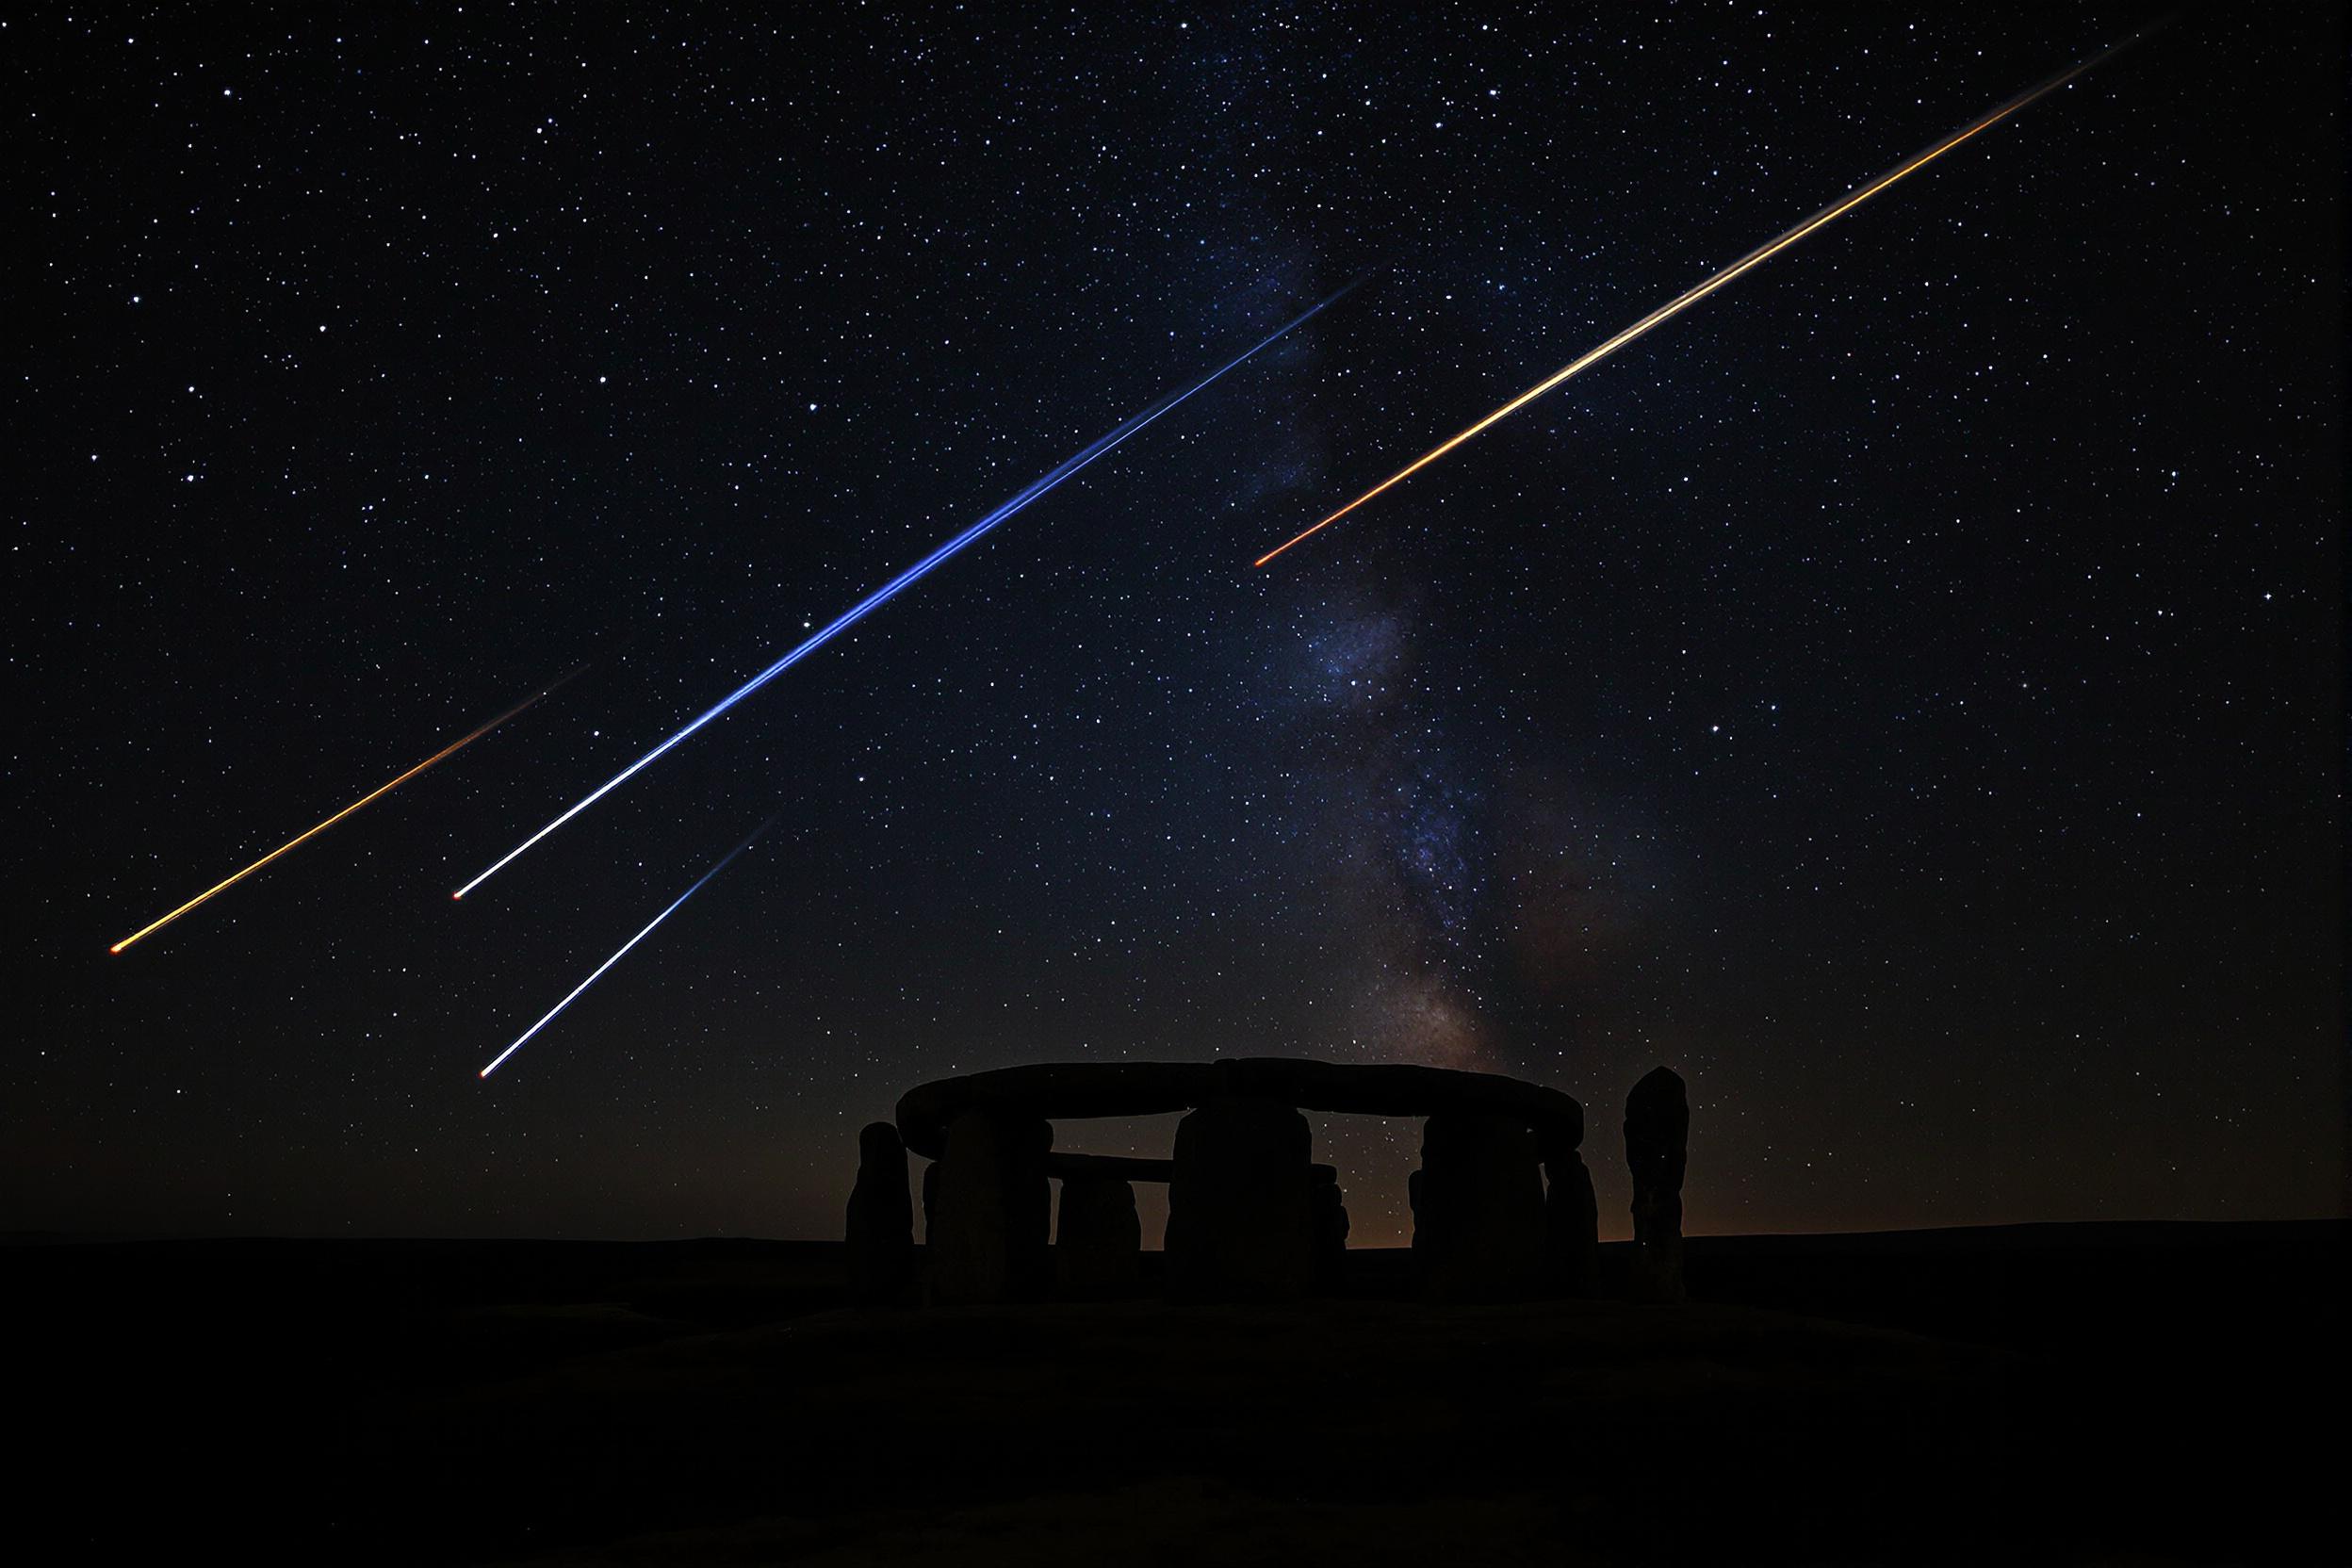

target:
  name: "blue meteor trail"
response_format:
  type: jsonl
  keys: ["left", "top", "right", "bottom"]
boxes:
{"left": 454, "top": 284, "right": 1354, "bottom": 900}
{"left": 478, "top": 816, "right": 777, "bottom": 1078}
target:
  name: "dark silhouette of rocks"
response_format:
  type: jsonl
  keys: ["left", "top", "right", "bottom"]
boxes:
{"left": 890, "top": 1057, "right": 1603, "bottom": 1305}
{"left": 1411, "top": 1110, "right": 1546, "bottom": 1301}
{"left": 844, "top": 1120, "right": 916, "bottom": 1308}
{"left": 1540, "top": 1127, "right": 1600, "bottom": 1297}
{"left": 1055, "top": 1171, "right": 1141, "bottom": 1296}
{"left": 924, "top": 1106, "right": 1054, "bottom": 1304}
{"left": 1625, "top": 1065, "right": 1690, "bottom": 1303}
{"left": 1166, "top": 1097, "right": 1315, "bottom": 1301}
{"left": 1309, "top": 1165, "right": 1350, "bottom": 1294}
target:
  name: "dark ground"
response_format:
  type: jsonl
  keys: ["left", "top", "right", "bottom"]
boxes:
{"left": 7, "top": 1220, "right": 2342, "bottom": 1564}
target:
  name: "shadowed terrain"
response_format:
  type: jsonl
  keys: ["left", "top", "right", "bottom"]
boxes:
{"left": 8, "top": 1221, "right": 2340, "bottom": 1563}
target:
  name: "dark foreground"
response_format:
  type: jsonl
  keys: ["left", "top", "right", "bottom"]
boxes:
{"left": 8, "top": 1221, "right": 2341, "bottom": 1564}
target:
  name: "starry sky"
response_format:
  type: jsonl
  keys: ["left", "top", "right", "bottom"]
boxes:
{"left": 8, "top": 4, "right": 2341, "bottom": 1245}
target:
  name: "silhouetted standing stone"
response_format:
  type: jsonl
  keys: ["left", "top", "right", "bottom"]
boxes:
{"left": 1539, "top": 1127, "right": 1600, "bottom": 1298}
{"left": 889, "top": 1057, "right": 1584, "bottom": 1311}
{"left": 844, "top": 1121, "right": 916, "bottom": 1308}
{"left": 926, "top": 1107, "right": 1054, "bottom": 1305}
{"left": 1625, "top": 1066, "right": 1690, "bottom": 1303}
{"left": 1412, "top": 1111, "right": 1545, "bottom": 1301}
{"left": 1166, "top": 1096, "right": 1313, "bottom": 1301}
{"left": 1056, "top": 1172, "right": 1141, "bottom": 1296}
{"left": 1309, "top": 1166, "right": 1350, "bottom": 1295}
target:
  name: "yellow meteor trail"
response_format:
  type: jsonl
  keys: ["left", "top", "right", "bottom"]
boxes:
{"left": 1254, "top": 31, "right": 2149, "bottom": 568}
{"left": 109, "top": 667, "right": 582, "bottom": 955}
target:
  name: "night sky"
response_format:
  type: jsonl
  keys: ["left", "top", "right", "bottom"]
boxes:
{"left": 9, "top": 5, "right": 2341, "bottom": 1246}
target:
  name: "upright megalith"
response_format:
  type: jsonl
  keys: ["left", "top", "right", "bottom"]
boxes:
{"left": 1624, "top": 1065, "right": 1690, "bottom": 1303}
{"left": 1540, "top": 1127, "right": 1600, "bottom": 1298}
{"left": 1166, "top": 1097, "right": 1314, "bottom": 1301}
{"left": 1309, "top": 1165, "right": 1351, "bottom": 1295}
{"left": 925, "top": 1106, "right": 1054, "bottom": 1305}
{"left": 1411, "top": 1110, "right": 1545, "bottom": 1301}
{"left": 890, "top": 1057, "right": 1585, "bottom": 1309}
{"left": 844, "top": 1121, "right": 916, "bottom": 1307}
{"left": 1056, "top": 1172, "right": 1142, "bottom": 1296}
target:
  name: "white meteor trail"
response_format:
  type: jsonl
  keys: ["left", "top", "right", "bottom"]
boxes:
{"left": 455, "top": 283, "right": 1355, "bottom": 901}
{"left": 478, "top": 818, "right": 775, "bottom": 1078}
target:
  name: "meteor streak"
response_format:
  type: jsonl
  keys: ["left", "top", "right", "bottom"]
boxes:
{"left": 455, "top": 282, "right": 1354, "bottom": 900}
{"left": 1253, "top": 31, "right": 2151, "bottom": 568}
{"left": 477, "top": 816, "right": 776, "bottom": 1078}
{"left": 109, "top": 668, "right": 582, "bottom": 955}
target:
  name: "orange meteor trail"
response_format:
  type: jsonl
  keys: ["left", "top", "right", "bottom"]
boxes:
{"left": 1254, "top": 31, "right": 2150, "bottom": 568}
{"left": 108, "top": 667, "right": 583, "bottom": 955}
